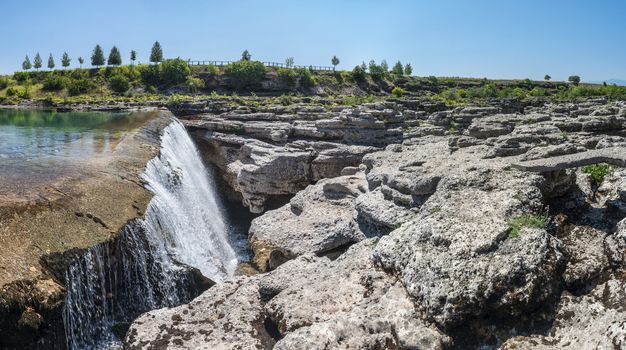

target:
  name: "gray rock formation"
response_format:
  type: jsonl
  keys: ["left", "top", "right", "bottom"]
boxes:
{"left": 125, "top": 240, "right": 450, "bottom": 350}
{"left": 132, "top": 96, "right": 626, "bottom": 349}
{"left": 501, "top": 278, "right": 626, "bottom": 349}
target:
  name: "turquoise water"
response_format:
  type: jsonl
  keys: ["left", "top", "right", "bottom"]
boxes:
{"left": 0, "top": 109, "right": 153, "bottom": 160}
{"left": 0, "top": 109, "right": 155, "bottom": 195}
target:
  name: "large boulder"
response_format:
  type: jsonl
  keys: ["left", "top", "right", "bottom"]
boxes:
{"left": 125, "top": 240, "right": 450, "bottom": 350}
{"left": 249, "top": 173, "right": 368, "bottom": 271}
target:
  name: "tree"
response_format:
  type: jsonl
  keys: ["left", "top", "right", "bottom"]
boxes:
{"left": 404, "top": 63, "right": 413, "bottom": 76}
{"left": 78, "top": 57, "right": 84, "bottom": 68}
{"left": 22, "top": 55, "right": 32, "bottom": 71}
{"left": 331, "top": 55, "right": 340, "bottom": 69}
{"left": 241, "top": 50, "right": 251, "bottom": 61}
{"left": 285, "top": 57, "right": 294, "bottom": 68}
{"left": 33, "top": 53, "right": 42, "bottom": 70}
{"left": 91, "top": 45, "right": 105, "bottom": 67}
{"left": 544, "top": 74, "right": 551, "bottom": 81}
{"left": 108, "top": 46, "right": 122, "bottom": 66}
{"left": 130, "top": 50, "right": 137, "bottom": 65}
{"left": 392, "top": 61, "right": 404, "bottom": 75}
{"left": 360, "top": 61, "right": 367, "bottom": 71}
{"left": 47, "top": 54, "right": 55, "bottom": 70}
{"left": 568, "top": 75, "right": 581, "bottom": 86}
{"left": 61, "top": 52, "right": 71, "bottom": 68}
{"left": 380, "top": 59, "right": 389, "bottom": 73}
{"left": 150, "top": 41, "right": 163, "bottom": 63}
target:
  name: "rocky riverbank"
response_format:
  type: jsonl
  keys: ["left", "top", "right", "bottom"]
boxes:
{"left": 0, "top": 111, "right": 202, "bottom": 349}
{"left": 126, "top": 96, "right": 626, "bottom": 349}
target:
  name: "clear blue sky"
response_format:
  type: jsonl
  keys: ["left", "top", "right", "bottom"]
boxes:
{"left": 1, "top": 0, "right": 625, "bottom": 81}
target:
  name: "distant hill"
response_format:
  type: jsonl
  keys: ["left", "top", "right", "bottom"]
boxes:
{"left": 589, "top": 79, "right": 626, "bottom": 86}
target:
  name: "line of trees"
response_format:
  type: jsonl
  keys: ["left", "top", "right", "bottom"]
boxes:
{"left": 21, "top": 41, "right": 164, "bottom": 71}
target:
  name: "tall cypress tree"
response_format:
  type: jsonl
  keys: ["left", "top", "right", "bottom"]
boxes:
{"left": 392, "top": 61, "right": 404, "bottom": 75}
{"left": 91, "top": 45, "right": 105, "bottom": 67}
{"left": 150, "top": 41, "right": 163, "bottom": 63}
{"left": 108, "top": 46, "right": 122, "bottom": 66}
{"left": 47, "top": 53, "right": 55, "bottom": 70}
{"left": 33, "top": 53, "right": 42, "bottom": 70}
{"left": 78, "top": 57, "right": 84, "bottom": 68}
{"left": 61, "top": 52, "right": 71, "bottom": 68}
{"left": 22, "top": 55, "right": 32, "bottom": 71}
{"left": 130, "top": 50, "right": 137, "bottom": 65}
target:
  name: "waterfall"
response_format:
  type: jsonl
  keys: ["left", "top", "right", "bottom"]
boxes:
{"left": 141, "top": 120, "right": 238, "bottom": 280}
{"left": 63, "top": 119, "right": 237, "bottom": 349}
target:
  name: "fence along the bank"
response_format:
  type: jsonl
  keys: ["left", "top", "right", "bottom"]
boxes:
{"left": 187, "top": 59, "right": 335, "bottom": 71}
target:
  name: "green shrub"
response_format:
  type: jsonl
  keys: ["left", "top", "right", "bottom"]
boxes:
{"left": 582, "top": 163, "right": 611, "bottom": 183}
{"left": 0, "top": 77, "right": 8, "bottom": 89}
{"left": 109, "top": 75, "right": 130, "bottom": 94}
{"left": 352, "top": 65, "right": 366, "bottom": 81}
{"left": 225, "top": 60, "right": 266, "bottom": 89}
{"left": 186, "top": 76, "right": 205, "bottom": 93}
{"left": 139, "top": 64, "right": 161, "bottom": 87}
{"left": 6, "top": 86, "right": 21, "bottom": 97}
{"left": 13, "top": 72, "right": 30, "bottom": 83}
{"left": 277, "top": 68, "right": 297, "bottom": 85}
{"left": 295, "top": 68, "right": 316, "bottom": 88}
{"left": 205, "top": 64, "right": 219, "bottom": 76}
{"left": 391, "top": 86, "right": 404, "bottom": 97}
{"left": 160, "top": 58, "right": 191, "bottom": 86}
{"left": 278, "top": 94, "right": 293, "bottom": 106}
{"left": 42, "top": 76, "right": 69, "bottom": 91}
{"left": 67, "top": 78, "right": 96, "bottom": 96}
{"left": 508, "top": 214, "right": 548, "bottom": 238}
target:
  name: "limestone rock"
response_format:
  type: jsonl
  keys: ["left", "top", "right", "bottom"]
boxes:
{"left": 249, "top": 174, "right": 368, "bottom": 271}
{"left": 501, "top": 279, "right": 626, "bottom": 349}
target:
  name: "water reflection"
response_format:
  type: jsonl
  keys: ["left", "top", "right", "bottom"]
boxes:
{"left": 0, "top": 109, "right": 156, "bottom": 194}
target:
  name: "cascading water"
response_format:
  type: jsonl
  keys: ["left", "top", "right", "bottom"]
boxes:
{"left": 141, "top": 120, "right": 238, "bottom": 280}
{"left": 63, "top": 119, "right": 237, "bottom": 349}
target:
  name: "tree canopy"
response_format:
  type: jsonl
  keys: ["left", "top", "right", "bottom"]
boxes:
{"left": 108, "top": 46, "right": 122, "bottom": 66}
{"left": 33, "top": 53, "right": 42, "bottom": 70}
{"left": 392, "top": 61, "right": 404, "bottom": 75}
{"left": 62, "top": 52, "right": 71, "bottom": 68}
{"left": 47, "top": 54, "right": 55, "bottom": 70}
{"left": 331, "top": 55, "right": 340, "bottom": 67}
{"left": 91, "top": 45, "right": 105, "bottom": 66}
{"left": 22, "top": 56, "right": 32, "bottom": 71}
{"left": 150, "top": 41, "right": 163, "bottom": 63}
{"left": 241, "top": 50, "right": 251, "bottom": 61}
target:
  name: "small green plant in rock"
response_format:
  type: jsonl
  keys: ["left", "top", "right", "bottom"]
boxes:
{"left": 508, "top": 214, "right": 548, "bottom": 238}
{"left": 582, "top": 164, "right": 611, "bottom": 183}
{"left": 391, "top": 86, "right": 404, "bottom": 97}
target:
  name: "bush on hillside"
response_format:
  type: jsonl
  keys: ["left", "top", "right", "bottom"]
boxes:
{"left": 295, "top": 68, "right": 316, "bottom": 88}
{"left": 277, "top": 68, "right": 297, "bottom": 85}
{"left": 0, "top": 77, "right": 8, "bottom": 89}
{"left": 67, "top": 78, "right": 97, "bottom": 96}
{"left": 352, "top": 65, "right": 366, "bottom": 81}
{"left": 391, "top": 86, "right": 404, "bottom": 97}
{"left": 42, "top": 76, "right": 69, "bottom": 91}
{"left": 109, "top": 75, "right": 130, "bottom": 94}
{"left": 160, "top": 59, "right": 191, "bottom": 86}
{"left": 204, "top": 65, "right": 219, "bottom": 76}
{"left": 225, "top": 60, "right": 266, "bottom": 89}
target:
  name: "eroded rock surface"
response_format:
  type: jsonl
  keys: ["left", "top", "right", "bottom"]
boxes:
{"left": 126, "top": 97, "right": 626, "bottom": 349}
{"left": 125, "top": 240, "right": 450, "bottom": 350}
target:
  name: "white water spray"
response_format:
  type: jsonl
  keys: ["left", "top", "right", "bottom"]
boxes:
{"left": 63, "top": 118, "right": 237, "bottom": 349}
{"left": 142, "top": 120, "right": 238, "bottom": 281}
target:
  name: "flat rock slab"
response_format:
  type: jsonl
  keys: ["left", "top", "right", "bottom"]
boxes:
{"left": 511, "top": 147, "right": 626, "bottom": 172}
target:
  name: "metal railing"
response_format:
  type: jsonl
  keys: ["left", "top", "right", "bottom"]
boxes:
{"left": 187, "top": 59, "right": 335, "bottom": 71}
